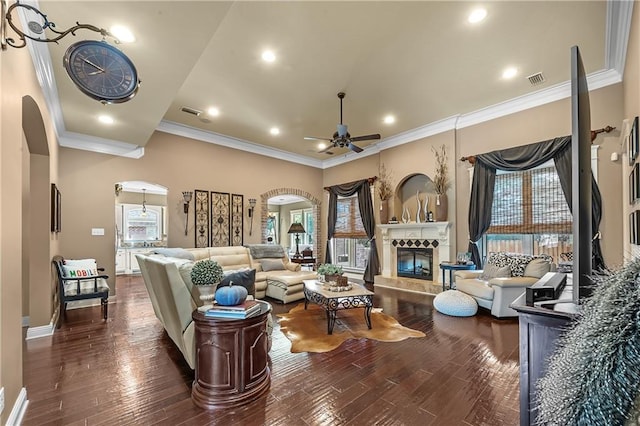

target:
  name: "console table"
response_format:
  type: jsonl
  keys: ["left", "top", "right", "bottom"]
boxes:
{"left": 290, "top": 256, "right": 316, "bottom": 270}
{"left": 191, "top": 301, "right": 271, "bottom": 409}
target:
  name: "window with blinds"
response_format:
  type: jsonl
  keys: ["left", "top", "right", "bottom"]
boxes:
{"left": 488, "top": 165, "right": 572, "bottom": 234}
{"left": 334, "top": 196, "right": 366, "bottom": 238}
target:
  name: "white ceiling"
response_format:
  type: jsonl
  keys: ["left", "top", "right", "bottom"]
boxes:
{"left": 16, "top": 1, "right": 633, "bottom": 169}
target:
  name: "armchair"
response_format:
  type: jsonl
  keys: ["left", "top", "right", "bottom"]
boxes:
{"left": 454, "top": 253, "right": 555, "bottom": 318}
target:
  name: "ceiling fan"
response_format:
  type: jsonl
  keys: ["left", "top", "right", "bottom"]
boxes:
{"left": 304, "top": 92, "right": 381, "bottom": 154}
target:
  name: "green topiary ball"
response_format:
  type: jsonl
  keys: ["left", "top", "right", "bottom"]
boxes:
{"left": 190, "top": 259, "right": 224, "bottom": 286}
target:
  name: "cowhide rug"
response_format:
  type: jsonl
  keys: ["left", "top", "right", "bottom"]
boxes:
{"left": 277, "top": 303, "right": 425, "bottom": 353}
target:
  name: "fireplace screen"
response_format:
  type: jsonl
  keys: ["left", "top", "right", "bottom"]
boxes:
{"left": 397, "top": 248, "right": 433, "bottom": 280}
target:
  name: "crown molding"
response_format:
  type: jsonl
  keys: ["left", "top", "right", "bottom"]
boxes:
{"left": 59, "top": 131, "right": 144, "bottom": 158}
{"left": 605, "top": 0, "right": 634, "bottom": 73}
{"left": 157, "top": 121, "right": 323, "bottom": 168}
{"left": 457, "top": 68, "right": 621, "bottom": 129}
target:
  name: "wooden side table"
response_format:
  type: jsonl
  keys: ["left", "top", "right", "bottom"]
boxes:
{"left": 191, "top": 301, "right": 271, "bottom": 409}
{"left": 290, "top": 256, "right": 317, "bottom": 270}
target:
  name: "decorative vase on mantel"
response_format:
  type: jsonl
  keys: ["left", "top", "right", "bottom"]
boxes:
{"left": 435, "top": 193, "right": 448, "bottom": 221}
{"left": 379, "top": 199, "right": 389, "bottom": 225}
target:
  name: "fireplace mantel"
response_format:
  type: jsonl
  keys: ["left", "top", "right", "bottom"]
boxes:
{"left": 377, "top": 222, "right": 452, "bottom": 282}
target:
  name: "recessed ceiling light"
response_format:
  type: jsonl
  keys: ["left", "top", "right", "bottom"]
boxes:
{"left": 207, "top": 107, "right": 219, "bottom": 117}
{"left": 98, "top": 115, "right": 114, "bottom": 125}
{"left": 383, "top": 115, "right": 396, "bottom": 124}
{"left": 318, "top": 143, "right": 327, "bottom": 150}
{"left": 468, "top": 8, "right": 487, "bottom": 24}
{"left": 270, "top": 127, "right": 280, "bottom": 135}
{"left": 110, "top": 25, "right": 135, "bottom": 43}
{"left": 262, "top": 50, "right": 276, "bottom": 63}
{"left": 502, "top": 67, "right": 518, "bottom": 79}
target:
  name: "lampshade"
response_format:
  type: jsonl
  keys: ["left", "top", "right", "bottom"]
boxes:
{"left": 287, "top": 222, "right": 305, "bottom": 234}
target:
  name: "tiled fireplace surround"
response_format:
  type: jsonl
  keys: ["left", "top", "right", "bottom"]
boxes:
{"left": 374, "top": 222, "right": 452, "bottom": 294}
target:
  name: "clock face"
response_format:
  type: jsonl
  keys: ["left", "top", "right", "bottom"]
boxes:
{"left": 63, "top": 40, "right": 140, "bottom": 104}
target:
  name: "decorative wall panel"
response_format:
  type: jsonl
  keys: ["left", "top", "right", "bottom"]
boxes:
{"left": 211, "top": 192, "right": 230, "bottom": 247}
{"left": 194, "top": 190, "right": 210, "bottom": 248}
{"left": 231, "top": 194, "right": 244, "bottom": 246}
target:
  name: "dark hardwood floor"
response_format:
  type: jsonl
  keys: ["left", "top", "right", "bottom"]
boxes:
{"left": 23, "top": 276, "right": 520, "bottom": 425}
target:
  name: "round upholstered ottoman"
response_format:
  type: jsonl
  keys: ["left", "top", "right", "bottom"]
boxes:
{"left": 433, "top": 290, "right": 478, "bottom": 317}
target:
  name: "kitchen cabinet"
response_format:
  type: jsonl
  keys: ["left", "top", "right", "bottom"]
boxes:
{"left": 116, "top": 249, "right": 127, "bottom": 274}
{"left": 116, "top": 248, "right": 153, "bottom": 275}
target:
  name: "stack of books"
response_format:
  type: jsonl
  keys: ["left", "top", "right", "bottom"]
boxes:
{"left": 205, "top": 300, "right": 261, "bottom": 319}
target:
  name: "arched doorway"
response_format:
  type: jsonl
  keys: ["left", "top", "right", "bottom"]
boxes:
{"left": 115, "top": 181, "right": 168, "bottom": 275}
{"left": 260, "top": 189, "right": 321, "bottom": 262}
{"left": 22, "top": 95, "right": 53, "bottom": 336}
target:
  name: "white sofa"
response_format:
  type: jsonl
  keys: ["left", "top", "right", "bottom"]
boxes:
{"left": 454, "top": 253, "right": 555, "bottom": 318}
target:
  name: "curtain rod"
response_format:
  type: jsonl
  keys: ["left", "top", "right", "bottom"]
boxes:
{"left": 324, "top": 176, "right": 377, "bottom": 191}
{"left": 459, "top": 125, "right": 616, "bottom": 164}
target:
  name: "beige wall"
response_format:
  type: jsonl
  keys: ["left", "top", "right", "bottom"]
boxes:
{"left": 59, "top": 131, "right": 323, "bottom": 294}
{"left": 455, "top": 83, "right": 625, "bottom": 267}
{"left": 1, "top": 43, "right": 59, "bottom": 423}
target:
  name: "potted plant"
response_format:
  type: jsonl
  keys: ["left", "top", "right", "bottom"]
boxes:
{"left": 377, "top": 164, "right": 393, "bottom": 224}
{"left": 190, "top": 259, "right": 224, "bottom": 301}
{"left": 317, "top": 263, "right": 343, "bottom": 282}
{"left": 432, "top": 144, "right": 450, "bottom": 221}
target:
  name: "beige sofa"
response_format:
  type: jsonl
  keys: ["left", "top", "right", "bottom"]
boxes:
{"left": 136, "top": 250, "right": 288, "bottom": 370}
{"left": 148, "top": 245, "right": 317, "bottom": 303}
{"left": 454, "top": 254, "right": 555, "bottom": 318}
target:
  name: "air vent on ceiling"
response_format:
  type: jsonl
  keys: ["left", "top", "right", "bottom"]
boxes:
{"left": 180, "top": 106, "right": 202, "bottom": 116}
{"left": 527, "top": 72, "right": 546, "bottom": 86}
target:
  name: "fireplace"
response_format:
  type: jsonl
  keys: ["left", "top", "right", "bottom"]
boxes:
{"left": 397, "top": 248, "right": 433, "bottom": 280}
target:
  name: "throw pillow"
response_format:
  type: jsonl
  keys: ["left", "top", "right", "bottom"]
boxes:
{"left": 523, "top": 258, "right": 551, "bottom": 278}
{"left": 261, "top": 259, "right": 285, "bottom": 272}
{"left": 219, "top": 269, "right": 256, "bottom": 297}
{"left": 479, "top": 263, "right": 512, "bottom": 281}
{"left": 505, "top": 253, "right": 533, "bottom": 277}
{"left": 486, "top": 252, "right": 510, "bottom": 268}
{"left": 62, "top": 259, "right": 98, "bottom": 278}
{"left": 152, "top": 248, "right": 195, "bottom": 260}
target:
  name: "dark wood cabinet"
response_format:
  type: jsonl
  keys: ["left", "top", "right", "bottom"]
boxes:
{"left": 191, "top": 302, "right": 271, "bottom": 409}
{"left": 511, "top": 288, "right": 577, "bottom": 425}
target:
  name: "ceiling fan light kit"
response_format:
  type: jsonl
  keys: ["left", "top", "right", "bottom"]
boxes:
{"left": 305, "top": 91, "right": 381, "bottom": 155}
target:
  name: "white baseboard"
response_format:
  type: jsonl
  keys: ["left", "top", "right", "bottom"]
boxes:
{"left": 6, "top": 387, "right": 28, "bottom": 426}
{"left": 25, "top": 322, "right": 54, "bottom": 340}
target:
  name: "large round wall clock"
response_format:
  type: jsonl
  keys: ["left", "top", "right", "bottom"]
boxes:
{"left": 63, "top": 40, "right": 140, "bottom": 104}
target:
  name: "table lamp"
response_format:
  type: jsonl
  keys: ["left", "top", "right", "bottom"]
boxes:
{"left": 287, "top": 222, "right": 306, "bottom": 259}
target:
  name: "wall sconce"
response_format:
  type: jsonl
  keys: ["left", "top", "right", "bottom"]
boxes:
{"left": 182, "top": 191, "right": 193, "bottom": 236}
{"left": 248, "top": 198, "right": 257, "bottom": 236}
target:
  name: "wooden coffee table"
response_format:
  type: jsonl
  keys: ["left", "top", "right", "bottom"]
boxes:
{"left": 302, "top": 279, "right": 374, "bottom": 335}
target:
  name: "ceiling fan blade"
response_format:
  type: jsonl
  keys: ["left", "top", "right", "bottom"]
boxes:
{"left": 304, "top": 136, "right": 332, "bottom": 141}
{"left": 350, "top": 133, "right": 381, "bottom": 142}
{"left": 318, "top": 144, "right": 335, "bottom": 154}
{"left": 347, "top": 142, "right": 363, "bottom": 153}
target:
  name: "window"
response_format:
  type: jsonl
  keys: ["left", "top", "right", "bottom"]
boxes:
{"left": 290, "top": 208, "right": 313, "bottom": 248}
{"left": 332, "top": 196, "right": 368, "bottom": 271}
{"left": 483, "top": 164, "right": 572, "bottom": 261}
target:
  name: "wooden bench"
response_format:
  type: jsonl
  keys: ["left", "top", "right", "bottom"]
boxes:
{"left": 52, "top": 255, "right": 109, "bottom": 328}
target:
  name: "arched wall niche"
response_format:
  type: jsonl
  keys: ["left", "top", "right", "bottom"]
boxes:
{"left": 391, "top": 173, "right": 436, "bottom": 222}
{"left": 260, "top": 188, "right": 321, "bottom": 261}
